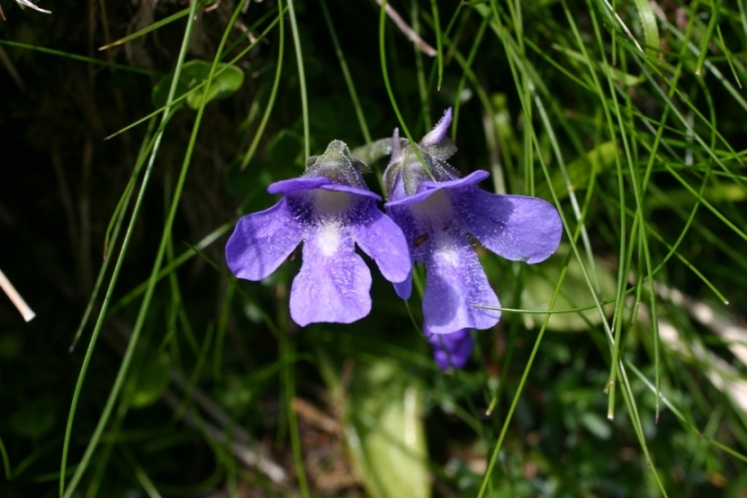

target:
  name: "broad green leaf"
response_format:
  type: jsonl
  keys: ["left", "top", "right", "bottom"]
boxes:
{"left": 10, "top": 397, "right": 55, "bottom": 439}
{"left": 185, "top": 63, "right": 244, "bottom": 109}
{"left": 551, "top": 45, "right": 644, "bottom": 87}
{"left": 225, "top": 157, "right": 269, "bottom": 197}
{"left": 130, "top": 349, "right": 171, "bottom": 408}
{"left": 346, "top": 361, "right": 430, "bottom": 498}
{"left": 152, "top": 60, "right": 244, "bottom": 110}
{"left": 502, "top": 244, "right": 617, "bottom": 332}
{"left": 649, "top": 183, "right": 747, "bottom": 209}
{"left": 632, "top": 0, "right": 659, "bottom": 58}
{"left": 266, "top": 129, "right": 304, "bottom": 167}
{"left": 491, "top": 93, "right": 521, "bottom": 159}
{"left": 579, "top": 411, "right": 612, "bottom": 440}
{"left": 0, "top": 334, "right": 22, "bottom": 360}
{"left": 535, "top": 141, "right": 617, "bottom": 201}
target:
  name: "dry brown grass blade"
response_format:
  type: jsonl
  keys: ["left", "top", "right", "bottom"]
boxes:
{"left": 16, "top": 0, "right": 51, "bottom": 14}
{"left": 372, "top": 0, "right": 436, "bottom": 56}
{"left": 0, "top": 44, "right": 25, "bottom": 90}
{"left": 0, "top": 267, "right": 36, "bottom": 322}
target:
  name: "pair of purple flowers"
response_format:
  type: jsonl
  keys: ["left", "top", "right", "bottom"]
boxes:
{"left": 226, "top": 109, "right": 562, "bottom": 369}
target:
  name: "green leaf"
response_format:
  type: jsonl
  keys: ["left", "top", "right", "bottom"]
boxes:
{"left": 648, "top": 183, "right": 747, "bottom": 209}
{"left": 502, "top": 244, "right": 617, "bottom": 332}
{"left": 0, "top": 334, "right": 22, "bottom": 360}
{"left": 225, "top": 157, "right": 270, "bottom": 197}
{"left": 152, "top": 60, "right": 244, "bottom": 110}
{"left": 632, "top": 0, "right": 660, "bottom": 58}
{"left": 535, "top": 141, "right": 617, "bottom": 202}
{"left": 346, "top": 361, "right": 431, "bottom": 498}
{"left": 266, "top": 129, "right": 304, "bottom": 167}
{"left": 11, "top": 397, "right": 56, "bottom": 439}
{"left": 551, "top": 45, "right": 644, "bottom": 87}
{"left": 130, "top": 349, "right": 171, "bottom": 408}
{"left": 579, "top": 412, "right": 612, "bottom": 440}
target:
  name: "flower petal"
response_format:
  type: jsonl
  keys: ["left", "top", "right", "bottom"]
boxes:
{"left": 269, "top": 177, "right": 380, "bottom": 200}
{"left": 393, "top": 273, "right": 412, "bottom": 300}
{"left": 353, "top": 205, "right": 411, "bottom": 284}
{"left": 422, "top": 232, "right": 500, "bottom": 333}
{"left": 426, "top": 328, "right": 474, "bottom": 370}
{"left": 420, "top": 107, "right": 452, "bottom": 146}
{"left": 319, "top": 183, "right": 380, "bottom": 200}
{"left": 459, "top": 189, "right": 562, "bottom": 264}
{"left": 268, "top": 177, "right": 331, "bottom": 195}
{"left": 226, "top": 199, "right": 304, "bottom": 281}
{"left": 290, "top": 224, "right": 372, "bottom": 326}
{"left": 386, "top": 170, "right": 490, "bottom": 208}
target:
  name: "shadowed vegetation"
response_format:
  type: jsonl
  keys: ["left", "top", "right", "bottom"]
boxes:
{"left": 1, "top": 0, "right": 747, "bottom": 496}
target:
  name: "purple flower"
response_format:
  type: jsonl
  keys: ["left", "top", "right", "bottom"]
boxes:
{"left": 384, "top": 109, "right": 562, "bottom": 334}
{"left": 426, "top": 328, "right": 474, "bottom": 370}
{"left": 226, "top": 140, "right": 411, "bottom": 326}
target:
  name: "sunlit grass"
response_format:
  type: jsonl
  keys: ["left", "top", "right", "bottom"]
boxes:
{"left": 1, "top": 0, "right": 747, "bottom": 496}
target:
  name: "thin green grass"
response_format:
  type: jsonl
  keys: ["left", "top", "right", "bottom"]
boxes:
{"left": 240, "top": 6, "right": 285, "bottom": 170}
{"left": 320, "top": 0, "right": 372, "bottom": 144}
{"left": 379, "top": 0, "right": 433, "bottom": 178}
{"left": 286, "top": 0, "right": 310, "bottom": 161}
{"left": 58, "top": 2, "right": 202, "bottom": 494}
{"left": 0, "top": 39, "right": 162, "bottom": 76}
{"left": 4, "top": 0, "right": 747, "bottom": 496}
{"left": 60, "top": 0, "right": 248, "bottom": 494}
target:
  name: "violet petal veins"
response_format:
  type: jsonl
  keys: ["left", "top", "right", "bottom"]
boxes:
{"left": 226, "top": 140, "right": 411, "bottom": 327}
{"left": 384, "top": 108, "right": 562, "bottom": 335}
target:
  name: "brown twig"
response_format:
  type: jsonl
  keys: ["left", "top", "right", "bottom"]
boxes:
{"left": 372, "top": 0, "right": 436, "bottom": 56}
{"left": 161, "top": 390, "right": 288, "bottom": 484}
{"left": 0, "top": 267, "right": 35, "bottom": 321}
{"left": 292, "top": 397, "right": 339, "bottom": 434}
{"left": 0, "top": 45, "right": 24, "bottom": 90}
{"left": 15, "top": 0, "right": 51, "bottom": 14}
{"left": 106, "top": 319, "right": 288, "bottom": 484}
